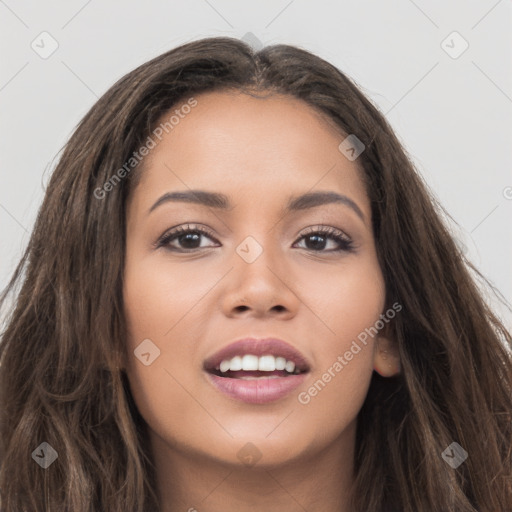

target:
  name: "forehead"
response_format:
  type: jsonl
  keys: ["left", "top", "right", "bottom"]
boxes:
{"left": 130, "top": 91, "right": 369, "bottom": 218}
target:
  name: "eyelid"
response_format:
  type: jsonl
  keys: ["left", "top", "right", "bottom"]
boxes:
{"left": 299, "top": 224, "right": 351, "bottom": 240}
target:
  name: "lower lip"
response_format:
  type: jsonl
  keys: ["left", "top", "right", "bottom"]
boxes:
{"left": 205, "top": 372, "right": 307, "bottom": 404}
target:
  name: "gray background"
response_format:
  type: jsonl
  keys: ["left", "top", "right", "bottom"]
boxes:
{"left": 1, "top": 0, "right": 511, "bottom": 326}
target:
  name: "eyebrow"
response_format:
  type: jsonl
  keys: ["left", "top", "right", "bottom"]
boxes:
{"left": 148, "top": 189, "right": 365, "bottom": 221}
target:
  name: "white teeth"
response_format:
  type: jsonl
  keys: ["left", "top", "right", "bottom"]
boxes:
{"left": 258, "top": 355, "right": 275, "bottom": 371}
{"left": 219, "top": 360, "right": 231, "bottom": 373}
{"left": 241, "top": 354, "right": 259, "bottom": 371}
{"left": 285, "top": 360, "right": 295, "bottom": 373}
{"left": 275, "top": 357, "right": 286, "bottom": 370}
{"left": 230, "top": 355, "right": 242, "bottom": 371}
{"left": 217, "top": 354, "right": 300, "bottom": 374}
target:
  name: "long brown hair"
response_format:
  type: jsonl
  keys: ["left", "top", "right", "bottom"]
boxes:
{"left": 1, "top": 36, "right": 511, "bottom": 512}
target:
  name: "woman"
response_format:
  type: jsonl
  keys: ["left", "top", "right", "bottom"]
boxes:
{"left": 0, "top": 36, "right": 511, "bottom": 512}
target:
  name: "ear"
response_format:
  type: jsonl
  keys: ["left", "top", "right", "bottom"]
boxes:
{"left": 373, "top": 331, "right": 401, "bottom": 377}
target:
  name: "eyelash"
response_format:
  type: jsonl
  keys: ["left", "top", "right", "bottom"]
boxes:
{"left": 156, "top": 224, "right": 355, "bottom": 254}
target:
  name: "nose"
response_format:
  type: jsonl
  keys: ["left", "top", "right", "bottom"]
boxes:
{"left": 221, "top": 241, "right": 300, "bottom": 319}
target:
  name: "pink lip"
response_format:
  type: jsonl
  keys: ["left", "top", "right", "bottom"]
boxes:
{"left": 203, "top": 337, "right": 310, "bottom": 372}
{"left": 203, "top": 337, "right": 310, "bottom": 404}
{"left": 206, "top": 372, "right": 307, "bottom": 404}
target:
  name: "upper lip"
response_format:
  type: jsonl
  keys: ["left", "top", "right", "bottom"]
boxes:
{"left": 203, "top": 337, "right": 311, "bottom": 373}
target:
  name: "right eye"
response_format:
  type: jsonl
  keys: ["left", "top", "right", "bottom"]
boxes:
{"left": 156, "top": 224, "right": 220, "bottom": 252}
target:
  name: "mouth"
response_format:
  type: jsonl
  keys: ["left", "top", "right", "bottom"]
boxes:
{"left": 203, "top": 337, "right": 310, "bottom": 404}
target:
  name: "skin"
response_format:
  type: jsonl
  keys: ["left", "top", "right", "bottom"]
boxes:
{"left": 123, "top": 90, "right": 401, "bottom": 512}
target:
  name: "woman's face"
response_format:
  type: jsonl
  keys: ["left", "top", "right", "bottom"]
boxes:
{"left": 123, "top": 91, "right": 394, "bottom": 467}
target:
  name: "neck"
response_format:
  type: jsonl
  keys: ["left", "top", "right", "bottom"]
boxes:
{"left": 150, "top": 420, "right": 357, "bottom": 512}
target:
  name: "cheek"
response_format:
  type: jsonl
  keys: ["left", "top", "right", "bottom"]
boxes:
{"left": 295, "top": 254, "right": 384, "bottom": 410}
{"left": 122, "top": 254, "right": 210, "bottom": 446}
{"left": 303, "top": 253, "right": 386, "bottom": 348}
{"left": 123, "top": 250, "right": 209, "bottom": 347}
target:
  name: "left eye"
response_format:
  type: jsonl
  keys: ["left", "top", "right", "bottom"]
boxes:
{"left": 293, "top": 227, "right": 354, "bottom": 253}
{"left": 156, "top": 224, "right": 354, "bottom": 253}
